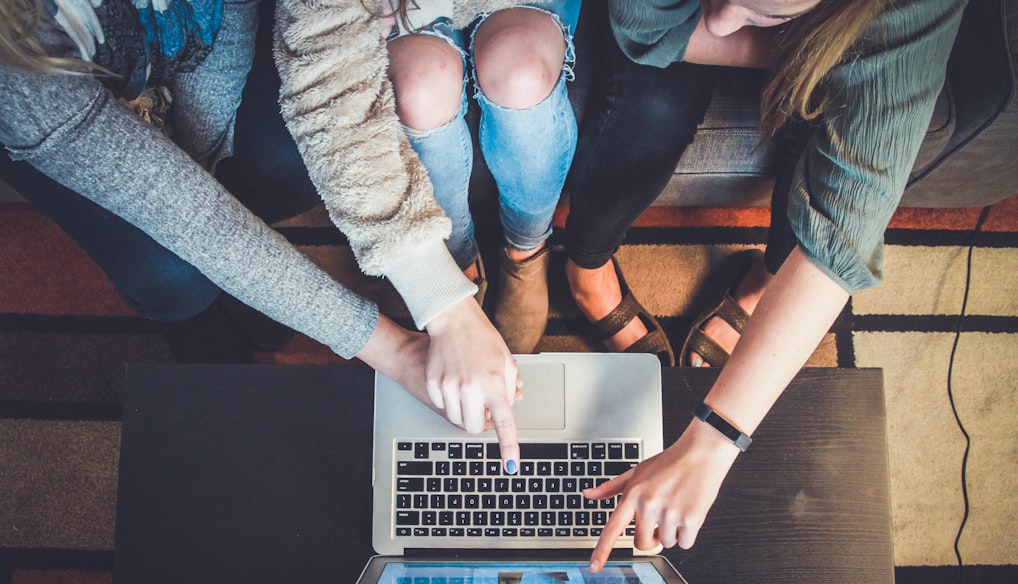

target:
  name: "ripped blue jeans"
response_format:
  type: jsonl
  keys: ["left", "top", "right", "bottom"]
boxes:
{"left": 396, "top": 1, "right": 581, "bottom": 269}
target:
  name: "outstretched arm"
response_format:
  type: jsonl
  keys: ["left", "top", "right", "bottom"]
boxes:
{"left": 586, "top": 247, "right": 849, "bottom": 570}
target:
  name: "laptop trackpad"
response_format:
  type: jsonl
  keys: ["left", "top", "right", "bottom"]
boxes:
{"left": 513, "top": 362, "right": 565, "bottom": 430}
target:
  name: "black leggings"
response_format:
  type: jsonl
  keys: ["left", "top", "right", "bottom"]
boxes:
{"left": 564, "top": 1, "right": 813, "bottom": 274}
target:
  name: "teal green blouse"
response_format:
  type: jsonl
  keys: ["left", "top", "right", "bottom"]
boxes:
{"left": 608, "top": 0, "right": 967, "bottom": 292}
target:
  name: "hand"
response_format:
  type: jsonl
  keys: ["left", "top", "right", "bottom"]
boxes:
{"left": 584, "top": 419, "right": 741, "bottom": 572}
{"left": 424, "top": 298, "right": 521, "bottom": 473}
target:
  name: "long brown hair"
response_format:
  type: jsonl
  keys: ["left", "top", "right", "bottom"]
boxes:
{"left": 760, "top": 0, "right": 886, "bottom": 137}
{"left": 0, "top": 0, "right": 107, "bottom": 74}
{"left": 361, "top": 0, "right": 420, "bottom": 31}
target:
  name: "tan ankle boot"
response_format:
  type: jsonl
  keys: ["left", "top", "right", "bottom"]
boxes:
{"left": 493, "top": 246, "right": 551, "bottom": 354}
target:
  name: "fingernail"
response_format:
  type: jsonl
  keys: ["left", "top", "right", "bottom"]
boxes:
{"left": 505, "top": 459, "right": 518, "bottom": 475}
{"left": 692, "top": 356, "right": 703, "bottom": 367}
{"left": 589, "top": 559, "right": 600, "bottom": 572}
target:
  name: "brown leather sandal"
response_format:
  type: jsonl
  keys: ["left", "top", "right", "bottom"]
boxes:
{"left": 680, "top": 249, "right": 763, "bottom": 367}
{"left": 589, "top": 256, "right": 675, "bottom": 367}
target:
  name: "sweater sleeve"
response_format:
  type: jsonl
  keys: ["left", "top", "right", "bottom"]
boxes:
{"left": 787, "top": 0, "right": 966, "bottom": 292}
{"left": 273, "top": 0, "right": 475, "bottom": 329}
{"left": 607, "top": 0, "right": 701, "bottom": 67}
{"left": 0, "top": 61, "right": 380, "bottom": 360}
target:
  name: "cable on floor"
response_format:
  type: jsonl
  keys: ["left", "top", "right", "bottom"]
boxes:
{"left": 947, "top": 204, "right": 992, "bottom": 584}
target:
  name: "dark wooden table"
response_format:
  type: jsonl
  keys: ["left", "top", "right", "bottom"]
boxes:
{"left": 113, "top": 364, "right": 893, "bottom": 584}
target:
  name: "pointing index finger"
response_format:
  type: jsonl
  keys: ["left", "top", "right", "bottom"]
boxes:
{"left": 589, "top": 498, "right": 634, "bottom": 572}
{"left": 487, "top": 395, "right": 520, "bottom": 475}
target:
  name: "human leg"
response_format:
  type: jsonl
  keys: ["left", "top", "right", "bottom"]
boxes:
{"left": 683, "top": 117, "right": 816, "bottom": 366}
{"left": 563, "top": 2, "right": 714, "bottom": 358}
{"left": 0, "top": 152, "right": 262, "bottom": 363}
{"left": 387, "top": 29, "right": 478, "bottom": 271}
{"left": 216, "top": 0, "right": 322, "bottom": 224}
{"left": 471, "top": 3, "right": 580, "bottom": 352}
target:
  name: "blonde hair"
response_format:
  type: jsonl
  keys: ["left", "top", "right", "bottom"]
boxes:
{"left": 0, "top": 0, "right": 105, "bottom": 74}
{"left": 760, "top": 0, "right": 886, "bottom": 137}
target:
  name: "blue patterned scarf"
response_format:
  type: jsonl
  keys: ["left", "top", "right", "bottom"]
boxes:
{"left": 47, "top": 0, "right": 225, "bottom": 98}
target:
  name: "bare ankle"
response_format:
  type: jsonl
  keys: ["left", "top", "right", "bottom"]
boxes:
{"left": 506, "top": 242, "right": 545, "bottom": 263}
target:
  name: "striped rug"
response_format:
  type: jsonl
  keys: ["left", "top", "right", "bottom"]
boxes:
{"left": 2, "top": 193, "right": 1017, "bottom": 582}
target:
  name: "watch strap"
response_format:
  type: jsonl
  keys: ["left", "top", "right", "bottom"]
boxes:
{"left": 694, "top": 403, "right": 752, "bottom": 452}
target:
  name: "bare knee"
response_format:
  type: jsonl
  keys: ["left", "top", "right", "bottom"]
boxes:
{"left": 473, "top": 8, "right": 566, "bottom": 110}
{"left": 388, "top": 35, "right": 464, "bottom": 131}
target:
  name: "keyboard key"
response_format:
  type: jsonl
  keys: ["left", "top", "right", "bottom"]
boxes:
{"left": 555, "top": 528, "right": 571, "bottom": 537}
{"left": 485, "top": 528, "right": 499, "bottom": 537}
{"left": 448, "top": 443, "right": 463, "bottom": 459}
{"left": 436, "top": 461, "right": 450, "bottom": 476}
{"left": 450, "top": 528, "right": 464, "bottom": 537}
{"left": 453, "top": 462, "right": 467, "bottom": 476}
{"left": 414, "top": 442, "right": 430, "bottom": 459}
{"left": 591, "top": 443, "right": 607, "bottom": 459}
{"left": 396, "top": 527, "right": 411, "bottom": 536}
{"left": 431, "top": 442, "right": 446, "bottom": 451}
{"left": 397, "top": 478, "right": 423, "bottom": 492}
{"left": 396, "top": 511, "right": 419, "bottom": 525}
{"left": 486, "top": 443, "right": 501, "bottom": 459}
{"left": 426, "top": 478, "right": 441, "bottom": 492}
{"left": 396, "top": 494, "right": 411, "bottom": 508}
{"left": 521, "top": 461, "right": 535, "bottom": 475}
{"left": 467, "top": 528, "right": 482, "bottom": 537}
{"left": 465, "top": 443, "right": 484, "bottom": 459}
{"left": 397, "top": 442, "right": 412, "bottom": 451}
{"left": 520, "top": 443, "right": 568, "bottom": 460}
{"left": 538, "top": 528, "right": 553, "bottom": 537}
{"left": 625, "top": 442, "right": 640, "bottom": 459}
{"left": 482, "top": 495, "right": 497, "bottom": 509}
{"left": 469, "top": 461, "right": 484, "bottom": 476}
{"left": 422, "top": 511, "right": 436, "bottom": 525}
{"left": 605, "top": 462, "right": 637, "bottom": 476}
{"left": 503, "top": 528, "right": 518, "bottom": 537}
{"left": 413, "top": 527, "right": 428, "bottom": 537}
{"left": 570, "top": 443, "right": 590, "bottom": 460}
{"left": 608, "top": 443, "right": 624, "bottom": 459}
{"left": 432, "top": 527, "right": 447, "bottom": 536}
{"left": 521, "top": 528, "right": 536, "bottom": 536}
{"left": 573, "top": 528, "right": 588, "bottom": 537}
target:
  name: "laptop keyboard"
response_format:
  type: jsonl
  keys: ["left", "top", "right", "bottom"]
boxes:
{"left": 393, "top": 440, "right": 639, "bottom": 540}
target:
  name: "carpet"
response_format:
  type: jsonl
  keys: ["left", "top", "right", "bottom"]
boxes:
{"left": 1, "top": 193, "right": 1017, "bottom": 583}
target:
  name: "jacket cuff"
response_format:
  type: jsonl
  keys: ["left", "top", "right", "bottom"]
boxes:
{"left": 383, "top": 239, "right": 477, "bottom": 329}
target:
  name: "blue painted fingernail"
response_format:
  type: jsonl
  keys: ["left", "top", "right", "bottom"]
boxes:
{"left": 506, "top": 459, "right": 518, "bottom": 475}
{"left": 692, "top": 356, "right": 703, "bottom": 367}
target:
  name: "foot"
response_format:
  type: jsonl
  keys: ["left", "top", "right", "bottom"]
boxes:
{"left": 688, "top": 257, "right": 772, "bottom": 367}
{"left": 492, "top": 243, "right": 551, "bottom": 354}
{"left": 565, "top": 258, "right": 649, "bottom": 352}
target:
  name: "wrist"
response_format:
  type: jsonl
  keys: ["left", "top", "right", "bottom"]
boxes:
{"left": 694, "top": 403, "right": 753, "bottom": 452}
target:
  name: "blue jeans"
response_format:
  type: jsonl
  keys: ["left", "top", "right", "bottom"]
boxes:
{"left": 399, "top": 1, "right": 581, "bottom": 269}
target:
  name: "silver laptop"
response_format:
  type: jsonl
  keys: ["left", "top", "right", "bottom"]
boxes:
{"left": 361, "top": 352, "right": 686, "bottom": 583}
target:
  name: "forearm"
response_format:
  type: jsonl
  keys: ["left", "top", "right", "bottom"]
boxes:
{"left": 701, "top": 246, "right": 849, "bottom": 436}
{"left": 1, "top": 68, "right": 379, "bottom": 359}
{"left": 273, "top": 0, "right": 475, "bottom": 327}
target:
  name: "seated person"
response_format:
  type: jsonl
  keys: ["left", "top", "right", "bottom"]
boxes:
{"left": 0, "top": 0, "right": 521, "bottom": 469}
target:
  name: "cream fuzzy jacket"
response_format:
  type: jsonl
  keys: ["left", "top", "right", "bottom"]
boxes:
{"left": 274, "top": 0, "right": 523, "bottom": 328}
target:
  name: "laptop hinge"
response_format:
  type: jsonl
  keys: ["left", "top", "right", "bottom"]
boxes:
{"left": 403, "top": 548, "right": 635, "bottom": 560}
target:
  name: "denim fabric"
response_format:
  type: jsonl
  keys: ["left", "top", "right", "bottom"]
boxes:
{"left": 401, "top": 0, "right": 581, "bottom": 268}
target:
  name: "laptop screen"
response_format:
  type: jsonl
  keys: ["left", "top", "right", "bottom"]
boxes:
{"left": 373, "top": 560, "right": 674, "bottom": 583}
